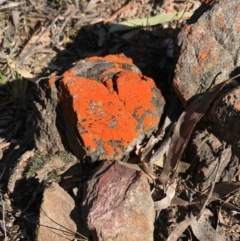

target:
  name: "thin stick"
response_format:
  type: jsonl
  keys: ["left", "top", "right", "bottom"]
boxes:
{"left": 0, "top": 194, "right": 7, "bottom": 239}
{"left": 104, "top": 1, "right": 133, "bottom": 23}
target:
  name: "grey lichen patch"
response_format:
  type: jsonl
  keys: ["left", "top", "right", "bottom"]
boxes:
{"left": 26, "top": 151, "right": 78, "bottom": 182}
{"left": 27, "top": 152, "right": 50, "bottom": 177}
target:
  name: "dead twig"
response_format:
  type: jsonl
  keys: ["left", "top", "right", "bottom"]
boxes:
{"left": 104, "top": 1, "right": 133, "bottom": 23}
{"left": 55, "top": 9, "right": 78, "bottom": 44}
{"left": 198, "top": 161, "right": 220, "bottom": 217}
{"left": 19, "top": 8, "right": 63, "bottom": 64}
{"left": 0, "top": 2, "right": 22, "bottom": 10}
{"left": 0, "top": 194, "right": 7, "bottom": 239}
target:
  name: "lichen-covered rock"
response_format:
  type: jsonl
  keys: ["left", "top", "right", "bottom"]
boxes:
{"left": 82, "top": 161, "right": 155, "bottom": 241}
{"left": 57, "top": 54, "right": 165, "bottom": 161}
{"left": 173, "top": 0, "right": 240, "bottom": 104}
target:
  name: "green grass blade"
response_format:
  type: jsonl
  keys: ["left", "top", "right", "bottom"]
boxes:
{"left": 109, "top": 11, "right": 193, "bottom": 32}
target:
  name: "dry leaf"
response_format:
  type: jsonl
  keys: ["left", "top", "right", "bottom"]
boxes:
{"left": 191, "top": 213, "right": 225, "bottom": 241}
{"left": 198, "top": 182, "right": 240, "bottom": 211}
{"left": 167, "top": 217, "right": 194, "bottom": 241}
{"left": 6, "top": 55, "right": 34, "bottom": 78}
{"left": 154, "top": 180, "right": 177, "bottom": 210}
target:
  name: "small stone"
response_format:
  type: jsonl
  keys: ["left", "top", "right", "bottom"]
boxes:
{"left": 224, "top": 217, "right": 230, "bottom": 223}
{"left": 82, "top": 161, "right": 155, "bottom": 241}
{"left": 58, "top": 54, "right": 165, "bottom": 161}
{"left": 36, "top": 183, "right": 80, "bottom": 241}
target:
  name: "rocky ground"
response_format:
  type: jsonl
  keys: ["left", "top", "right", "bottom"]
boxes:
{"left": 1, "top": 0, "right": 240, "bottom": 241}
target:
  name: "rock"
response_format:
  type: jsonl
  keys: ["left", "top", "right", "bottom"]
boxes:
{"left": 33, "top": 78, "right": 66, "bottom": 153}
{"left": 173, "top": 0, "right": 240, "bottom": 105}
{"left": 57, "top": 54, "right": 165, "bottom": 161}
{"left": 82, "top": 161, "right": 155, "bottom": 241}
{"left": 36, "top": 182, "right": 80, "bottom": 241}
{"left": 7, "top": 80, "right": 79, "bottom": 192}
{"left": 187, "top": 129, "right": 238, "bottom": 191}
{"left": 8, "top": 150, "right": 34, "bottom": 193}
{"left": 187, "top": 130, "right": 223, "bottom": 191}
{"left": 209, "top": 86, "right": 240, "bottom": 157}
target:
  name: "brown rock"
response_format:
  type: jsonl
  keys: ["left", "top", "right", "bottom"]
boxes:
{"left": 36, "top": 182, "right": 79, "bottom": 241}
{"left": 57, "top": 54, "right": 165, "bottom": 161}
{"left": 173, "top": 0, "right": 240, "bottom": 104}
{"left": 7, "top": 81, "right": 80, "bottom": 192}
{"left": 209, "top": 86, "right": 240, "bottom": 156}
{"left": 7, "top": 150, "right": 79, "bottom": 193}
{"left": 187, "top": 129, "right": 238, "bottom": 190}
{"left": 82, "top": 161, "right": 155, "bottom": 241}
{"left": 187, "top": 130, "right": 223, "bottom": 190}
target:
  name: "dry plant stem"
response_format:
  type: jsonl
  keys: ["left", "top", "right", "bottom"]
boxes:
{"left": 0, "top": 0, "right": 7, "bottom": 5}
{"left": 4, "top": 53, "right": 34, "bottom": 78}
{"left": 141, "top": 96, "right": 178, "bottom": 162}
{"left": 0, "top": 194, "right": 7, "bottom": 239}
{"left": 166, "top": 217, "right": 195, "bottom": 241}
{"left": 141, "top": 119, "right": 173, "bottom": 162}
{"left": 215, "top": 143, "right": 231, "bottom": 181}
{"left": 19, "top": 8, "right": 63, "bottom": 64}
{"left": 39, "top": 208, "right": 88, "bottom": 240}
{"left": 104, "top": 1, "right": 133, "bottom": 23}
{"left": 55, "top": 10, "right": 78, "bottom": 43}
{"left": 197, "top": 143, "right": 232, "bottom": 213}
{"left": 184, "top": 183, "right": 240, "bottom": 212}
{"left": 0, "top": 164, "right": 6, "bottom": 181}
{"left": 198, "top": 161, "right": 220, "bottom": 218}
{"left": 74, "top": 0, "right": 79, "bottom": 10}
{"left": 149, "top": 124, "right": 175, "bottom": 164}
{"left": 0, "top": 2, "right": 22, "bottom": 10}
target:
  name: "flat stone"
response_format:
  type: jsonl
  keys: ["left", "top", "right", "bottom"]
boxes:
{"left": 173, "top": 0, "right": 240, "bottom": 104}
{"left": 82, "top": 161, "right": 155, "bottom": 241}
{"left": 36, "top": 183, "right": 79, "bottom": 241}
{"left": 58, "top": 54, "right": 165, "bottom": 161}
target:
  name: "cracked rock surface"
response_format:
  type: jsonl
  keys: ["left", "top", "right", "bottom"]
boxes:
{"left": 57, "top": 54, "right": 165, "bottom": 161}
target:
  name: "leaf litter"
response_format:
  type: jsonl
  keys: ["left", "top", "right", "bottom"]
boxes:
{"left": 0, "top": 0, "right": 240, "bottom": 240}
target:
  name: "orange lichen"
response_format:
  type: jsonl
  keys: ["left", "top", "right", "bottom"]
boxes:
{"left": 102, "top": 77, "right": 114, "bottom": 92}
{"left": 48, "top": 71, "right": 58, "bottom": 88}
{"left": 184, "top": 25, "right": 191, "bottom": 33}
{"left": 143, "top": 115, "right": 159, "bottom": 131}
{"left": 218, "top": 18, "right": 224, "bottom": 24}
{"left": 236, "top": 26, "right": 240, "bottom": 31}
{"left": 209, "top": 52, "right": 219, "bottom": 65}
{"left": 193, "top": 66, "right": 200, "bottom": 73}
{"left": 58, "top": 54, "right": 163, "bottom": 160}
{"left": 114, "top": 71, "right": 158, "bottom": 130}
{"left": 60, "top": 75, "right": 139, "bottom": 154}
{"left": 237, "top": 6, "right": 240, "bottom": 12}
{"left": 204, "top": 0, "right": 215, "bottom": 4}
{"left": 234, "top": 17, "right": 238, "bottom": 23}
{"left": 234, "top": 102, "right": 240, "bottom": 111}
{"left": 199, "top": 52, "right": 208, "bottom": 60}
{"left": 88, "top": 54, "right": 133, "bottom": 65}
